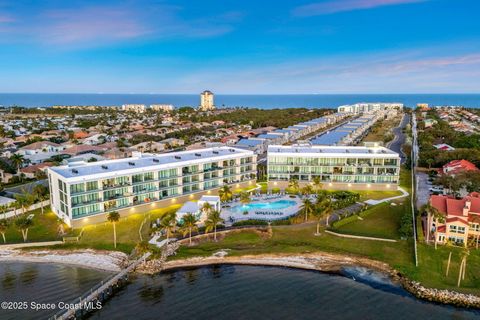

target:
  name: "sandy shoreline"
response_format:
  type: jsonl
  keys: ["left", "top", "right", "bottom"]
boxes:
{"left": 0, "top": 248, "right": 128, "bottom": 272}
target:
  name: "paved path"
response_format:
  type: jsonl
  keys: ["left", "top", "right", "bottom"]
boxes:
{"left": 388, "top": 113, "right": 410, "bottom": 163}
{"left": 364, "top": 187, "right": 409, "bottom": 205}
{"left": 325, "top": 230, "right": 397, "bottom": 242}
{"left": 0, "top": 241, "right": 63, "bottom": 249}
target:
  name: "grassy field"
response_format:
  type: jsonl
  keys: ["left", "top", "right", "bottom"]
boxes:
{"left": 333, "top": 202, "right": 405, "bottom": 239}
{"left": 1, "top": 207, "right": 63, "bottom": 244}
{"left": 174, "top": 225, "right": 480, "bottom": 294}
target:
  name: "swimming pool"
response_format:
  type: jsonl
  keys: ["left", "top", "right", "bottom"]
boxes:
{"left": 230, "top": 200, "right": 297, "bottom": 214}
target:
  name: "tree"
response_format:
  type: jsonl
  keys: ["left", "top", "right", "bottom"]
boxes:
{"left": 288, "top": 178, "right": 299, "bottom": 194}
{"left": 201, "top": 202, "right": 213, "bottom": 216}
{"left": 312, "top": 176, "right": 323, "bottom": 192}
{"left": 239, "top": 192, "right": 251, "bottom": 205}
{"left": 430, "top": 206, "right": 445, "bottom": 250}
{"left": 15, "top": 191, "right": 35, "bottom": 215}
{"left": 107, "top": 211, "right": 120, "bottom": 248}
{"left": 300, "top": 198, "right": 314, "bottom": 222}
{"left": 218, "top": 185, "right": 233, "bottom": 204}
{"left": 301, "top": 185, "right": 313, "bottom": 197}
{"left": 205, "top": 210, "right": 224, "bottom": 241}
{"left": 181, "top": 213, "right": 199, "bottom": 245}
{"left": 159, "top": 212, "right": 177, "bottom": 241}
{"left": 0, "top": 219, "right": 8, "bottom": 243}
{"left": 445, "top": 240, "right": 454, "bottom": 277}
{"left": 311, "top": 197, "right": 333, "bottom": 235}
{"left": 457, "top": 247, "right": 470, "bottom": 287}
{"left": 135, "top": 241, "right": 150, "bottom": 265}
{"left": 15, "top": 216, "right": 33, "bottom": 242}
{"left": 9, "top": 154, "right": 25, "bottom": 172}
{"left": 32, "top": 184, "right": 49, "bottom": 214}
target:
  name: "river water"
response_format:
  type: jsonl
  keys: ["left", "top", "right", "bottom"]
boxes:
{"left": 2, "top": 262, "right": 477, "bottom": 320}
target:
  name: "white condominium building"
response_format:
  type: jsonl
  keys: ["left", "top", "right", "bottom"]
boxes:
{"left": 121, "top": 104, "right": 146, "bottom": 113}
{"left": 267, "top": 145, "right": 400, "bottom": 191}
{"left": 150, "top": 104, "right": 174, "bottom": 112}
{"left": 199, "top": 90, "right": 215, "bottom": 111}
{"left": 47, "top": 147, "right": 256, "bottom": 227}
{"left": 337, "top": 103, "right": 403, "bottom": 114}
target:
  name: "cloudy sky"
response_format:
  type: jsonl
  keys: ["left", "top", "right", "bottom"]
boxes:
{"left": 0, "top": 0, "right": 479, "bottom": 93}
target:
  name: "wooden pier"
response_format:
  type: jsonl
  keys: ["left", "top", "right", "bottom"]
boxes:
{"left": 50, "top": 252, "right": 151, "bottom": 320}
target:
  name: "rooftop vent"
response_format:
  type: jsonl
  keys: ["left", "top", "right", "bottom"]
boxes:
{"left": 213, "top": 151, "right": 219, "bottom": 154}
{"left": 153, "top": 159, "right": 159, "bottom": 163}
{"left": 229, "top": 149, "right": 235, "bottom": 152}
{"left": 195, "top": 153, "right": 201, "bottom": 157}
{"left": 128, "top": 162, "right": 135, "bottom": 166}
{"left": 101, "top": 165, "right": 108, "bottom": 170}
{"left": 174, "top": 156, "right": 181, "bottom": 160}
{"left": 72, "top": 169, "right": 79, "bottom": 174}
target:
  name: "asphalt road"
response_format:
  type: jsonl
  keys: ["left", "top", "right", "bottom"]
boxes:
{"left": 388, "top": 113, "right": 410, "bottom": 163}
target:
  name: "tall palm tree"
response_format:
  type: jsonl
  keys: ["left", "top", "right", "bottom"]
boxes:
{"left": 445, "top": 239, "right": 454, "bottom": 277}
{"left": 430, "top": 207, "right": 445, "bottom": 250}
{"left": 300, "top": 198, "right": 314, "bottom": 222}
{"left": 159, "top": 212, "right": 177, "bottom": 241}
{"left": 15, "top": 216, "right": 33, "bottom": 242}
{"left": 311, "top": 198, "right": 333, "bottom": 235}
{"left": 288, "top": 178, "right": 299, "bottom": 194}
{"left": 201, "top": 202, "right": 213, "bottom": 217}
{"left": 425, "top": 203, "right": 439, "bottom": 244}
{"left": 218, "top": 185, "right": 233, "bottom": 204}
{"left": 14, "top": 192, "right": 34, "bottom": 215}
{"left": 32, "top": 184, "right": 49, "bottom": 214}
{"left": 181, "top": 213, "right": 199, "bottom": 245}
{"left": 107, "top": 211, "right": 120, "bottom": 248}
{"left": 239, "top": 192, "right": 251, "bottom": 204}
{"left": 0, "top": 219, "right": 8, "bottom": 243}
{"left": 10, "top": 153, "right": 25, "bottom": 172}
{"left": 205, "top": 210, "right": 224, "bottom": 241}
{"left": 312, "top": 176, "right": 323, "bottom": 191}
{"left": 457, "top": 247, "right": 470, "bottom": 287}
{"left": 301, "top": 185, "right": 313, "bottom": 197}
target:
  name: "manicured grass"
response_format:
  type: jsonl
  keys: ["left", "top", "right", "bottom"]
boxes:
{"left": 1, "top": 207, "right": 64, "bottom": 244}
{"left": 73, "top": 205, "right": 181, "bottom": 253}
{"left": 174, "top": 226, "right": 480, "bottom": 294}
{"left": 174, "top": 225, "right": 413, "bottom": 270}
{"left": 333, "top": 202, "right": 405, "bottom": 239}
{"left": 356, "top": 190, "right": 403, "bottom": 201}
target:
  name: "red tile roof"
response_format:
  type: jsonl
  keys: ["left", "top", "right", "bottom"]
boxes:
{"left": 442, "top": 159, "right": 479, "bottom": 175}
{"left": 446, "top": 217, "right": 469, "bottom": 225}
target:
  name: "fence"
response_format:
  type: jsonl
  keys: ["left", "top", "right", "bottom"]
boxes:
{"left": 0, "top": 200, "right": 50, "bottom": 220}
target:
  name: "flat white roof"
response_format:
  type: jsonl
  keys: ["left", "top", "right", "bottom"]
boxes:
{"left": 267, "top": 145, "right": 399, "bottom": 158}
{"left": 49, "top": 146, "right": 253, "bottom": 181}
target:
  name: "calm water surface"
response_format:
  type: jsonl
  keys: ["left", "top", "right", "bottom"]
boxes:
{"left": 1, "top": 93, "right": 480, "bottom": 109}
{"left": 1, "top": 263, "right": 479, "bottom": 320}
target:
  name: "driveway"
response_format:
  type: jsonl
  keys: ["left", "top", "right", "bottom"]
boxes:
{"left": 3, "top": 179, "right": 48, "bottom": 197}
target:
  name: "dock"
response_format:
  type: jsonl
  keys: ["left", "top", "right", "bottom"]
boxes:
{"left": 50, "top": 252, "right": 151, "bottom": 320}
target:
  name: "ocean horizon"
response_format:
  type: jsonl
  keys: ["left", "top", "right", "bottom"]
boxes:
{"left": 1, "top": 93, "right": 480, "bottom": 109}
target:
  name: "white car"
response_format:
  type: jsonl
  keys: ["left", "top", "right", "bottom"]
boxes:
{"left": 429, "top": 187, "right": 444, "bottom": 193}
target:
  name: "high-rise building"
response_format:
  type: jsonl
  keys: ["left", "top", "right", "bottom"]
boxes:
{"left": 150, "top": 104, "right": 174, "bottom": 112}
{"left": 121, "top": 104, "right": 146, "bottom": 113}
{"left": 199, "top": 90, "right": 215, "bottom": 111}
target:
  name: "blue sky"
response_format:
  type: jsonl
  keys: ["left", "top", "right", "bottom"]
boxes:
{"left": 0, "top": 0, "right": 479, "bottom": 93}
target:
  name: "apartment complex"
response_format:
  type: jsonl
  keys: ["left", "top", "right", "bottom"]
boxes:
{"left": 337, "top": 103, "right": 403, "bottom": 114}
{"left": 150, "top": 104, "right": 174, "bottom": 112}
{"left": 267, "top": 145, "right": 400, "bottom": 191}
{"left": 199, "top": 90, "right": 215, "bottom": 111}
{"left": 47, "top": 147, "right": 256, "bottom": 227}
{"left": 429, "top": 192, "right": 480, "bottom": 246}
{"left": 121, "top": 104, "right": 146, "bottom": 113}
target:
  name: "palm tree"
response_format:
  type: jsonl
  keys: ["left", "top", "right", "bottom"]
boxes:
{"left": 10, "top": 153, "right": 25, "bottom": 172}
{"left": 431, "top": 207, "right": 445, "bottom": 250}
{"left": 107, "top": 211, "right": 120, "bottom": 248}
{"left": 0, "top": 219, "right": 8, "bottom": 243}
{"left": 32, "top": 184, "right": 49, "bottom": 214}
{"left": 159, "top": 212, "right": 177, "bottom": 241}
{"left": 14, "top": 192, "right": 34, "bottom": 215}
{"left": 445, "top": 240, "right": 454, "bottom": 277}
{"left": 425, "top": 203, "right": 440, "bottom": 244}
{"left": 300, "top": 198, "right": 314, "bottom": 222}
{"left": 457, "top": 247, "right": 470, "bottom": 287}
{"left": 15, "top": 216, "right": 33, "bottom": 242}
{"left": 239, "top": 192, "right": 251, "bottom": 204}
{"left": 201, "top": 202, "right": 213, "bottom": 216}
{"left": 312, "top": 176, "right": 323, "bottom": 191}
{"left": 218, "top": 185, "right": 233, "bottom": 204}
{"left": 301, "top": 185, "right": 313, "bottom": 197}
{"left": 311, "top": 198, "right": 333, "bottom": 235}
{"left": 205, "top": 210, "right": 224, "bottom": 241}
{"left": 181, "top": 213, "right": 199, "bottom": 245}
{"left": 288, "top": 178, "right": 299, "bottom": 194}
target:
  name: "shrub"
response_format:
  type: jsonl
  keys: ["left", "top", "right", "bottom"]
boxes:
{"left": 232, "top": 220, "right": 268, "bottom": 227}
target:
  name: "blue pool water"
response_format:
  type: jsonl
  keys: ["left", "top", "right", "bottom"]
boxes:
{"left": 231, "top": 200, "right": 296, "bottom": 213}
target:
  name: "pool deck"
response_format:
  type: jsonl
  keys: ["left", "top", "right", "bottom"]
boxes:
{"left": 221, "top": 195, "right": 302, "bottom": 224}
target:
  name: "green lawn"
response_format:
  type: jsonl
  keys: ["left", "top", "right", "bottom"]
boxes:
{"left": 1, "top": 207, "right": 63, "bottom": 244}
{"left": 174, "top": 226, "right": 480, "bottom": 294}
{"left": 356, "top": 190, "right": 403, "bottom": 201}
{"left": 333, "top": 202, "right": 405, "bottom": 239}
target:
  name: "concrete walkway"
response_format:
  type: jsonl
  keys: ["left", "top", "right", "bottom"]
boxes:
{"left": 364, "top": 187, "right": 409, "bottom": 205}
{"left": 325, "top": 230, "right": 397, "bottom": 242}
{"left": 0, "top": 240, "right": 63, "bottom": 249}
